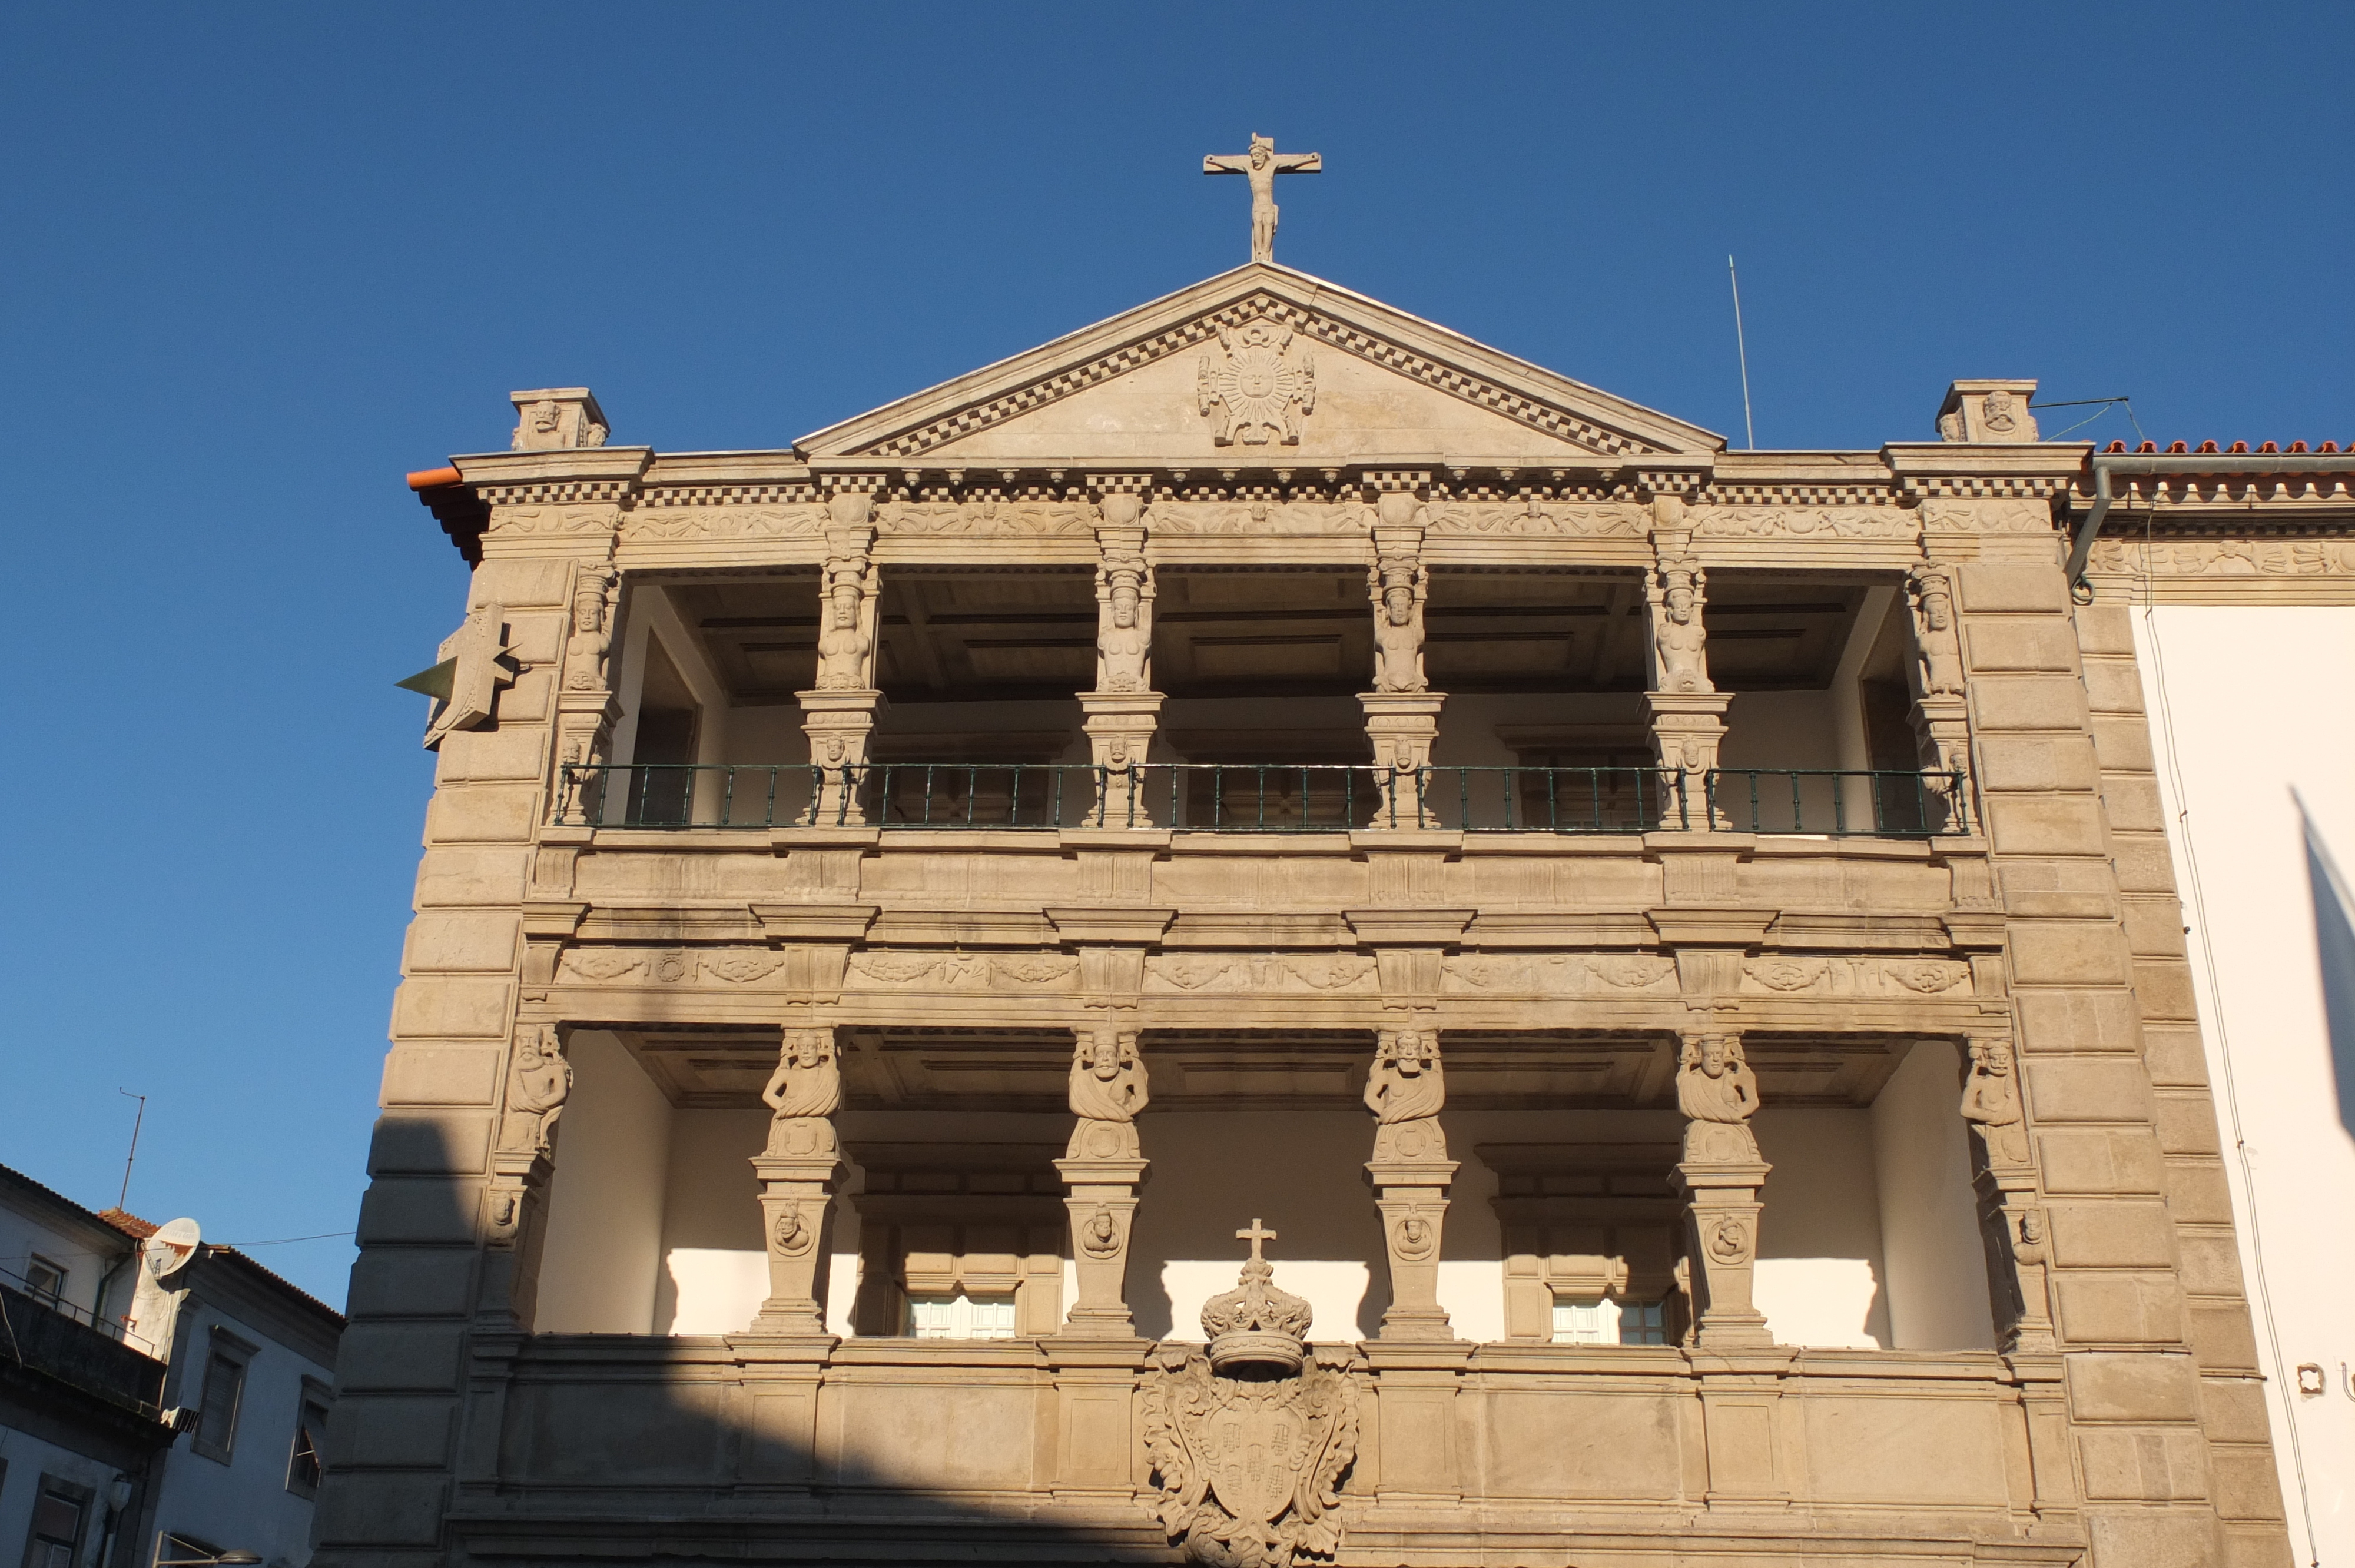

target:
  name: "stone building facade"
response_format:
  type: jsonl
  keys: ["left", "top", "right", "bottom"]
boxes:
{"left": 323, "top": 257, "right": 2355, "bottom": 1568}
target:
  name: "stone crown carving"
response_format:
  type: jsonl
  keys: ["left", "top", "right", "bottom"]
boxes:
{"left": 1202, "top": 1220, "right": 1314, "bottom": 1373}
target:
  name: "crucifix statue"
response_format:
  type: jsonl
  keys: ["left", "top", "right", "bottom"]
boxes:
{"left": 1204, "top": 135, "right": 1322, "bottom": 264}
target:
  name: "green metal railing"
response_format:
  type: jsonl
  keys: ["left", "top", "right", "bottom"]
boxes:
{"left": 556, "top": 762, "right": 1971, "bottom": 837}
{"left": 1704, "top": 768, "right": 1969, "bottom": 837}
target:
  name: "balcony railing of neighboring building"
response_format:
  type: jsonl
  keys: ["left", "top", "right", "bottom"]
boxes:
{"left": 555, "top": 763, "right": 1971, "bottom": 838}
{"left": 0, "top": 1275, "right": 166, "bottom": 1417}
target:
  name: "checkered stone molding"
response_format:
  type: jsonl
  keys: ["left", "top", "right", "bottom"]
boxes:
{"left": 857, "top": 293, "right": 1669, "bottom": 461}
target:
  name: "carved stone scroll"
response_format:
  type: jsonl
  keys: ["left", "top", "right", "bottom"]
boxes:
{"left": 1671, "top": 1030, "right": 1772, "bottom": 1348}
{"left": 1363, "top": 1028, "right": 1455, "bottom": 1341}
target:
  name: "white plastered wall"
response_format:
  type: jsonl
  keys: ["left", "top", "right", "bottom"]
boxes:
{"left": 651, "top": 1109, "right": 769, "bottom": 1335}
{"left": 2134, "top": 604, "right": 2355, "bottom": 1566}
{"left": 1752, "top": 1108, "right": 1891, "bottom": 1348}
{"left": 534, "top": 1031, "right": 672, "bottom": 1333}
{"left": 1869, "top": 1039, "right": 1996, "bottom": 1350}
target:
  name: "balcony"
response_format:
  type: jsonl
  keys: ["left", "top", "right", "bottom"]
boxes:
{"left": 554, "top": 762, "right": 1970, "bottom": 837}
{"left": 0, "top": 1278, "right": 166, "bottom": 1418}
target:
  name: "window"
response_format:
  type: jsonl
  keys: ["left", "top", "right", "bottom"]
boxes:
{"left": 191, "top": 1341, "right": 250, "bottom": 1463}
{"left": 24, "top": 1480, "right": 87, "bottom": 1568}
{"left": 286, "top": 1381, "right": 331, "bottom": 1496}
{"left": 1550, "top": 1297, "right": 1671, "bottom": 1346}
{"left": 155, "top": 1532, "right": 224, "bottom": 1568}
{"left": 905, "top": 1293, "right": 1018, "bottom": 1341}
{"left": 22, "top": 1257, "right": 65, "bottom": 1308}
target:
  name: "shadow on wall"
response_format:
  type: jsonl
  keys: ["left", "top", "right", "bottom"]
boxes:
{"left": 331, "top": 1115, "right": 1187, "bottom": 1565}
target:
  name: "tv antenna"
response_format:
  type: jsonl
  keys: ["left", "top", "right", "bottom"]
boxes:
{"left": 117, "top": 1088, "right": 147, "bottom": 1211}
{"left": 1727, "top": 255, "right": 1756, "bottom": 450}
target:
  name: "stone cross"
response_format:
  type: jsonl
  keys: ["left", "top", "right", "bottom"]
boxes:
{"left": 1235, "top": 1217, "right": 1278, "bottom": 1262}
{"left": 1203, "top": 135, "right": 1322, "bottom": 264}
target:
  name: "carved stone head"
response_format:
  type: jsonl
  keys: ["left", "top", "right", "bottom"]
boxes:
{"left": 1384, "top": 584, "right": 1415, "bottom": 626}
{"left": 1664, "top": 582, "right": 1696, "bottom": 624}
{"left": 831, "top": 585, "right": 860, "bottom": 628}
{"left": 573, "top": 576, "right": 608, "bottom": 631}
{"left": 1913, "top": 569, "right": 1955, "bottom": 631}
{"left": 789, "top": 1032, "right": 830, "bottom": 1070}
{"left": 1690, "top": 1034, "right": 1737, "bottom": 1078}
{"left": 530, "top": 399, "right": 562, "bottom": 434}
{"left": 1110, "top": 582, "right": 1139, "bottom": 628}
{"left": 1385, "top": 1031, "right": 1435, "bottom": 1077}
{"left": 1971, "top": 1038, "right": 2014, "bottom": 1078}
{"left": 1086, "top": 1032, "right": 1124, "bottom": 1080}
{"left": 1249, "top": 134, "right": 1273, "bottom": 167}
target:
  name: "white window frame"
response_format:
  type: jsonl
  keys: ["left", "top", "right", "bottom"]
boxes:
{"left": 905, "top": 1291, "right": 1019, "bottom": 1341}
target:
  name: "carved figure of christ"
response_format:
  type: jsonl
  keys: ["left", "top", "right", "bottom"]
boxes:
{"left": 1204, "top": 136, "right": 1322, "bottom": 263}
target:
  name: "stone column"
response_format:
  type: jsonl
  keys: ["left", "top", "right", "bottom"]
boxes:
{"left": 475, "top": 1022, "right": 571, "bottom": 1328}
{"left": 748, "top": 1028, "right": 845, "bottom": 1337}
{"left": 1904, "top": 563, "right": 1976, "bottom": 833}
{"left": 1360, "top": 487, "right": 1441, "bottom": 826}
{"left": 1643, "top": 497, "right": 1730, "bottom": 829}
{"left": 1958, "top": 1031, "right": 2057, "bottom": 1353}
{"left": 1671, "top": 1029, "right": 1772, "bottom": 1348}
{"left": 1056, "top": 1028, "right": 1150, "bottom": 1336}
{"left": 1079, "top": 482, "right": 1162, "bottom": 826}
{"left": 553, "top": 564, "right": 622, "bottom": 824}
{"left": 798, "top": 483, "right": 885, "bottom": 825}
{"left": 1363, "top": 1027, "right": 1455, "bottom": 1340}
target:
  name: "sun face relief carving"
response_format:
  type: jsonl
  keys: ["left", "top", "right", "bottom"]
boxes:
{"left": 1197, "top": 320, "right": 1316, "bottom": 446}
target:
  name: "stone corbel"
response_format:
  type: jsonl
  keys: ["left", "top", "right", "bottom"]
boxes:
{"left": 518, "top": 901, "right": 588, "bottom": 992}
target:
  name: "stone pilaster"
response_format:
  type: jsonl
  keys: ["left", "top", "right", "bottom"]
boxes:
{"left": 1362, "top": 486, "right": 1439, "bottom": 824}
{"left": 1055, "top": 1115, "right": 1147, "bottom": 1337}
{"left": 799, "top": 482, "right": 885, "bottom": 825}
{"left": 1672, "top": 1029, "right": 1773, "bottom": 1349}
{"left": 1363, "top": 1027, "right": 1455, "bottom": 1341}
{"left": 749, "top": 1117, "right": 844, "bottom": 1338}
{"left": 1643, "top": 496, "right": 1729, "bottom": 822}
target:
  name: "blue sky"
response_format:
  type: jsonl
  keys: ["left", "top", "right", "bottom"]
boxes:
{"left": 2, "top": 3, "right": 2349, "bottom": 1307}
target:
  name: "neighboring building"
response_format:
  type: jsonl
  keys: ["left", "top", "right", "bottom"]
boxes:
{"left": 329, "top": 178, "right": 2353, "bottom": 1568}
{"left": 0, "top": 1166, "right": 343, "bottom": 1568}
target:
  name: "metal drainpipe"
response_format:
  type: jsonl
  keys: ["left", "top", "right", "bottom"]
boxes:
{"left": 2066, "top": 453, "right": 2353, "bottom": 595}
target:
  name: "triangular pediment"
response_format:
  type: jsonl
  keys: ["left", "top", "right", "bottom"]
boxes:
{"left": 796, "top": 263, "right": 1723, "bottom": 466}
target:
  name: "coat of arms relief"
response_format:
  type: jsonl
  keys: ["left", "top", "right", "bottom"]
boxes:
{"left": 1140, "top": 1221, "right": 1359, "bottom": 1567}
{"left": 1197, "top": 320, "right": 1317, "bottom": 446}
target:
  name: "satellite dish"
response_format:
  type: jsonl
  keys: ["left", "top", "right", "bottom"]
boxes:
{"left": 142, "top": 1218, "right": 201, "bottom": 1281}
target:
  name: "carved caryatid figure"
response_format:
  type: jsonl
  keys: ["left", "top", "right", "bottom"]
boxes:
{"left": 1960, "top": 1036, "right": 2030, "bottom": 1167}
{"left": 1069, "top": 1029, "right": 1150, "bottom": 1124}
{"left": 813, "top": 559, "right": 875, "bottom": 691}
{"left": 1202, "top": 134, "right": 1322, "bottom": 264}
{"left": 564, "top": 569, "right": 616, "bottom": 692}
{"left": 1368, "top": 559, "right": 1428, "bottom": 693}
{"left": 505, "top": 1025, "right": 572, "bottom": 1155}
{"left": 1908, "top": 565, "right": 1966, "bottom": 697}
{"left": 1677, "top": 1032, "right": 1759, "bottom": 1162}
{"left": 1097, "top": 567, "right": 1153, "bottom": 694}
{"left": 764, "top": 1029, "right": 841, "bottom": 1118}
{"left": 1364, "top": 1029, "right": 1447, "bottom": 1164}
{"left": 1647, "top": 561, "right": 1711, "bottom": 693}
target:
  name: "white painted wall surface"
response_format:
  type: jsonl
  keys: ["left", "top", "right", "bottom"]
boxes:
{"left": 0, "top": 1428, "right": 125, "bottom": 1568}
{"left": 148, "top": 1301, "right": 331, "bottom": 1566}
{"left": 652, "top": 1109, "right": 768, "bottom": 1335}
{"left": 1752, "top": 1108, "right": 1890, "bottom": 1348}
{"left": 1869, "top": 1039, "right": 1995, "bottom": 1351}
{"left": 535, "top": 1031, "right": 672, "bottom": 1333}
{"left": 2133, "top": 604, "right": 2355, "bottom": 1566}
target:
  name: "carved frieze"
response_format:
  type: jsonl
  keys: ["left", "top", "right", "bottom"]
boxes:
{"left": 1148, "top": 500, "right": 1370, "bottom": 536}
{"left": 1442, "top": 952, "right": 1676, "bottom": 994}
{"left": 1738, "top": 956, "right": 1970, "bottom": 998}
{"left": 1421, "top": 500, "right": 1644, "bottom": 537}
{"left": 1145, "top": 954, "right": 1378, "bottom": 994}
{"left": 484, "top": 505, "right": 614, "bottom": 539}
{"left": 877, "top": 500, "right": 1096, "bottom": 537}
{"left": 620, "top": 505, "right": 828, "bottom": 543}
{"left": 845, "top": 951, "right": 1080, "bottom": 989}
{"left": 555, "top": 948, "right": 789, "bottom": 985}
{"left": 1689, "top": 505, "right": 1917, "bottom": 540}
{"left": 2085, "top": 536, "right": 2355, "bottom": 577}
